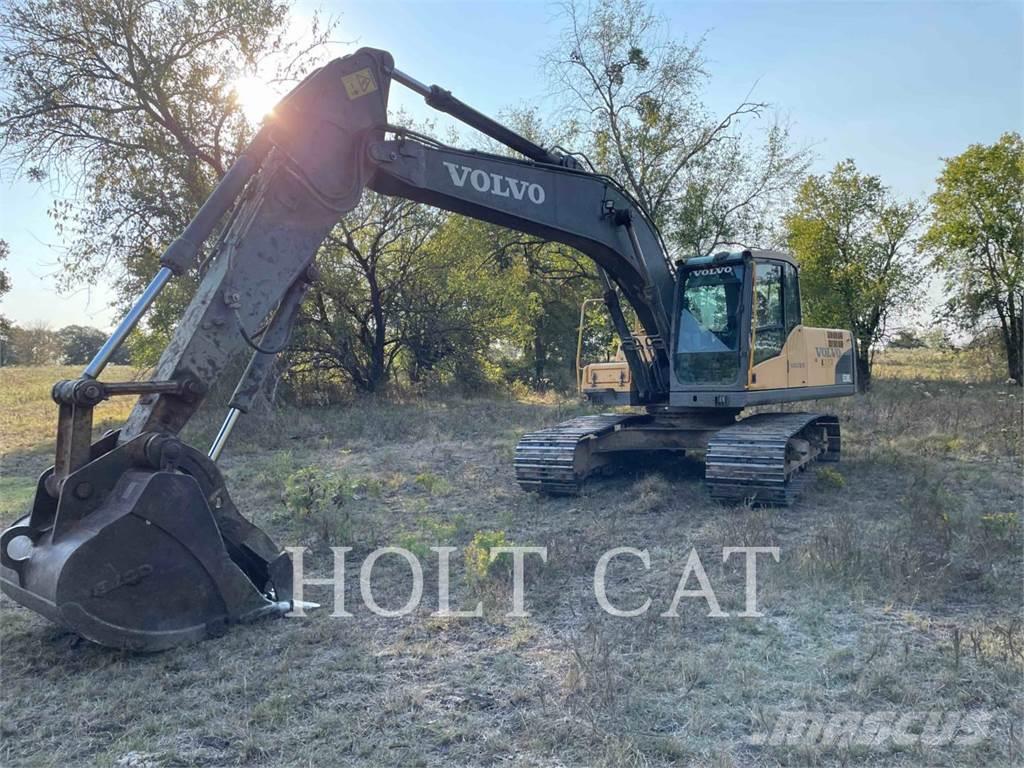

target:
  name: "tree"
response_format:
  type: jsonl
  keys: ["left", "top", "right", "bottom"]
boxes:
{"left": 544, "top": 0, "right": 808, "bottom": 257}
{"left": 888, "top": 329, "right": 926, "bottom": 349}
{"left": 0, "top": 240, "right": 11, "bottom": 365}
{"left": 923, "top": 133, "right": 1023, "bottom": 384}
{"left": 394, "top": 216, "right": 524, "bottom": 390}
{"left": 0, "top": 239, "right": 10, "bottom": 302}
{"left": 471, "top": 107, "right": 603, "bottom": 390}
{"left": 482, "top": 229, "right": 599, "bottom": 390}
{"left": 0, "top": 0, "right": 329, "bottom": 335}
{"left": 57, "top": 324, "right": 129, "bottom": 364}
{"left": 293, "top": 193, "right": 446, "bottom": 393}
{"left": 8, "top": 321, "right": 61, "bottom": 365}
{"left": 785, "top": 160, "right": 921, "bottom": 388}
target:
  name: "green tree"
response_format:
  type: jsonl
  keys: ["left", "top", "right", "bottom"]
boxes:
{"left": 888, "top": 329, "right": 926, "bottom": 349}
{"left": 923, "top": 133, "right": 1023, "bottom": 384}
{"left": 467, "top": 107, "right": 605, "bottom": 390}
{"left": 0, "top": 240, "right": 11, "bottom": 365}
{"left": 8, "top": 322, "right": 61, "bottom": 365}
{"left": 293, "top": 192, "right": 447, "bottom": 393}
{"left": 395, "top": 216, "right": 526, "bottom": 390}
{"left": 57, "top": 324, "right": 130, "bottom": 364}
{"left": 488, "top": 231, "right": 598, "bottom": 390}
{"left": 785, "top": 160, "right": 921, "bottom": 388}
{"left": 545, "top": 0, "right": 808, "bottom": 256}
{"left": 0, "top": 0, "right": 328, "bottom": 340}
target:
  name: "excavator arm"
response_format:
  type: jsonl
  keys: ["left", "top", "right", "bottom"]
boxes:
{"left": 0, "top": 47, "right": 680, "bottom": 651}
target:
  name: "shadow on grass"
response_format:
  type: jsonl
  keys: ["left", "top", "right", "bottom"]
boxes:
{"left": 582, "top": 450, "right": 706, "bottom": 495}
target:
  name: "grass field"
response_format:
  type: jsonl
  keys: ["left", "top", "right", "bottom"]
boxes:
{"left": 1, "top": 354, "right": 1021, "bottom": 767}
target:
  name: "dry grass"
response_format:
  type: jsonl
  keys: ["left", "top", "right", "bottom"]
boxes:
{"left": 1, "top": 352, "right": 1021, "bottom": 767}
{"left": 0, "top": 365, "right": 138, "bottom": 521}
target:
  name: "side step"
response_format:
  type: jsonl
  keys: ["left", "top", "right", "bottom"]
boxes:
{"left": 514, "top": 414, "right": 633, "bottom": 494}
{"left": 704, "top": 412, "right": 840, "bottom": 506}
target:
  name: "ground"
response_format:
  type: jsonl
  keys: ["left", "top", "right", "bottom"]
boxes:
{"left": 1, "top": 352, "right": 1021, "bottom": 767}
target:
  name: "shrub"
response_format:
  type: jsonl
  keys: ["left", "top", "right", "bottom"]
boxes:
{"left": 414, "top": 472, "right": 451, "bottom": 495}
{"left": 396, "top": 531, "right": 432, "bottom": 561}
{"left": 464, "top": 530, "right": 512, "bottom": 582}
{"left": 283, "top": 467, "right": 354, "bottom": 542}
{"left": 979, "top": 512, "right": 1021, "bottom": 548}
{"left": 816, "top": 467, "right": 845, "bottom": 489}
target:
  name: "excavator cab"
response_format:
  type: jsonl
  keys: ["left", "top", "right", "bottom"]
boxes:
{"left": 670, "top": 250, "right": 857, "bottom": 408}
{"left": 581, "top": 249, "right": 856, "bottom": 408}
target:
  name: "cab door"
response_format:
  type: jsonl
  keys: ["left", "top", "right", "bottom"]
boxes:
{"left": 748, "top": 260, "right": 786, "bottom": 388}
{"left": 749, "top": 259, "right": 804, "bottom": 389}
{"left": 781, "top": 262, "right": 809, "bottom": 387}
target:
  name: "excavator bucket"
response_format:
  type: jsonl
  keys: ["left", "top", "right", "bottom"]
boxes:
{"left": 1, "top": 432, "right": 292, "bottom": 652}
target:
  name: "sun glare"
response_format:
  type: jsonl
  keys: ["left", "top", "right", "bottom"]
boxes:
{"left": 232, "top": 75, "right": 279, "bottom": 123}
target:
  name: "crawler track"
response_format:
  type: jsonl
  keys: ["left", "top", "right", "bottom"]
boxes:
{"left": 513, "top": 414, "right": 632, "bottom": 494}
{"left": 704, "top": 412, "right": 840, "bottom": 505}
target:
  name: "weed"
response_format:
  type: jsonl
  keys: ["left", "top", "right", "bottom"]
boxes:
{"left": 1, "top": 355, "right": 1021, "bottom": 767}
{"left": 902, "top": 471, "right": 956, "bottom": 568}
{"left": 357, "top": 476, "right": 384, "bottom": 498}
{"left": 816, "top": 466, "right": 845, "bottom": 489}
{"left": 980, "top": 512, "right": 1022, "bottom": 546}
{"left": 797, "top": 515, "right": 866, "bottom": 583}
{"left": 464, "top": 529, "right": 512, "bottom": 582}
{"left": 283, "top": 467, "right": 354, "bottom": 543}
{"left": 395, "top": 531, "right": 433, "bottom": 562}
{"left": 261, "top": 450, "right": 295, "bottom": 492}
{"left": 394, "top": 517, "right": 460, "bottom": 561}
{"left": 413, "top": 471, "right": 452, "bottom": 495}
{"left": 623, "top": 473, "right": 673, "bottom": 515}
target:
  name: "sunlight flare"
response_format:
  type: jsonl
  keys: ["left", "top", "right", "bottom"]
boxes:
{"left": 232, "top": 75, "right": 279, "bottom": 123}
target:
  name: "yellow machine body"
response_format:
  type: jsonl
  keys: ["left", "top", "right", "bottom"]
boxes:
{"left": 749, "top": 326, "right": 855, "bottom": 389}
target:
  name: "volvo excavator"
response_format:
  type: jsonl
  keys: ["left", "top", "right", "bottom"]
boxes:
{"left": 0, "top": 48, "right": 856, "bottom": 651}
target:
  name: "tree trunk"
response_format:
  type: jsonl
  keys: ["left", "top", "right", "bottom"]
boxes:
{"left": 855, "top": 339, "right": 872, "bottom": 391}
{"left": 532, "top": 331, "right": 547, "bottom": 390}
{"left": 998, "top": 293, "right": 1023, "bottom": 384}
{"left": 408, "top": 361, "right": 422, "bottom": 385}
{"left": 1000, "top": 314, "right": 1023, "bottom": 384}
{"left": 366, "top": 274, "right": 388, "bottom": 393}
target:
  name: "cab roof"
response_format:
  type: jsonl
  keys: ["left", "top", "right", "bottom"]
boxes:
{"left": 675, "top": 249, "right": 798, "bottom": 270}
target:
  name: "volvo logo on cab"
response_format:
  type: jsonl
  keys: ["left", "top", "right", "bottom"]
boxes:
{"left": 443, "top": 162, "right": 546, "bottom": 204}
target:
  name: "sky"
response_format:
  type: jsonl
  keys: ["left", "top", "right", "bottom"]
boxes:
{"left": 1, "top": 0, "right": 1021, "bottom": 331}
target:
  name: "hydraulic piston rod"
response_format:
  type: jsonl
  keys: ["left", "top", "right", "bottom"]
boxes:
{"left": 83, "top": 267, "right": 173, "bottom": 378}
{"left": 82, "top": 130, "right": 272, "bottom": 380}
{"left": 390, "top": 67, "right": 564, "bottom": 166}
{"left": 208, "top": 273, "right": 312, "bottom": 462}
{"left": 209, "top": 408, "right": 241, "bottom": 462}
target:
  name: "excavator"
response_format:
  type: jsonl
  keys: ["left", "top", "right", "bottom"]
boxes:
{"left": 0, "top": 48, "right": 856, "bottom": 651}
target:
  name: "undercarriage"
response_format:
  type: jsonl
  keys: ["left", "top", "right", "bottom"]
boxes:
{"left": 514, "top": 409, "right": 840, "bottom": 505}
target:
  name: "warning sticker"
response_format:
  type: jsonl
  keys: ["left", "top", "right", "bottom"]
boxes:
{"left": 342, "top": 68, "right": 378, "bottom": 100}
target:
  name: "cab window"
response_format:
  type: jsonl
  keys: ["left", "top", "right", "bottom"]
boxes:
{"left": 783, "top": 262, "right": 801, "bottom": 334}
{"left": 675, "top": 263, "right": 745, "bottom": 385}
{"left": 753, "top": 262, "right": 784, "bottom": 364}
